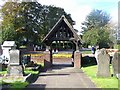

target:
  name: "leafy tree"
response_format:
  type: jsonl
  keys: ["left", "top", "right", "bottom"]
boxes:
{"left": 81, "top": 9, "right": 112, "bottom": 48}
{"left": 82, "top": 9, "right": 110, "bottom": 32}
{"left": 40, "top": 5, "right": 74, "bottom": 38}
{"left": 1, "top": 1, "right": 73, "bottom": 46}
{"left": 82, "top": 28, "right": 111, "bottom": 48}
{"left": 1, "top": 24, "right": 17, "bottom": 41}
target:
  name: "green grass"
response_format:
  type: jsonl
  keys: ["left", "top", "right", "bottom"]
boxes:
{"left": 37, "top": 63, "right": 44, "bottom": 67}
{"left": 81, "top": 50, "right": 92, "bottom": 54}
{"left": 0, "top": 71, "right": 7, "bottom": 75}
{"left": 114, "top": 44, "right": 120, "bottom": 50}
{"left": 1, "top": 78, "right": 28, "bottom": 90}
{"left": 82, "top": 65, "right": 119, "bottom": 88}
{"left": 9, "top": 81, "right": 28, "bottom": 90}
{"left": 24, "top": 68, "right": 39, "bottom": 74}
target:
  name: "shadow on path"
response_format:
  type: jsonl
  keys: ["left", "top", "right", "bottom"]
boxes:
{"left": 25, "top": 63, "right": 98, "bottom": 89}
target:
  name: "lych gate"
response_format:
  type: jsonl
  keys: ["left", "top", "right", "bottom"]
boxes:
{"left": 42, "top": 15, "right": 82, "bottom": 68}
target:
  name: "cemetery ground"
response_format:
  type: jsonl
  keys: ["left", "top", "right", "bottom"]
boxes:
{"left": 81, "top": 48, "right": 120, "bottom": 89}
{"left": 82, "top": 65, "right": 119, "bottom": 88}
{"left": 0, "top": 50, "right": 119, "bottom": 89}
{"left": 0, "top": 63, "right": 44, "bottom": 89}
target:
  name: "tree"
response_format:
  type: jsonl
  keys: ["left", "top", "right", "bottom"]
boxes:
{"left": 82, "top": 9, "right": 111, "bottom": 48}
{"left": 82, "top": 9, "right": 111, "bottom": 32}
{"left": 1, "top": 24, "right": 17, "bottom": 41}
{"left": 82, "top": 28, "right": 111, "bottom": 48}
{"left": 40, "top": 5, "right": 74, "bottom": 38}
{"left": 1, "top": 1, "right": 73, "bottom": 46}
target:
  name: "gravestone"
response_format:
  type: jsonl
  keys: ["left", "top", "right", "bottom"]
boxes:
{"left": 7, "top": 49, "right": 23, "bottom": 76}
{"left": 96, "top": 48, "right": 110, "bottom": 77}
{"left": 9, "top": 50, "right": 20, "bottom": 65}
{"left": 0, "top": 63, "right": 1, "bottom": 71}
{"left": 0, "top": 44, "right": 2, "bottom": 55}
{"left": 112, "top": 52, "right": 120, "bottom": 79}
{"left": 0, "top": 56, "right": 2, "bottom": 71}
{"left": 1, "top": 41, "right": 16, "bottom": 64}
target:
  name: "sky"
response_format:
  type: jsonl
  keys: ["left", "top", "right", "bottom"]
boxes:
{"left": 38, "top": 0, "right": 119, "bottom": 33}
{"left": 0, "top": 0, "right": 119, "bottom": 33}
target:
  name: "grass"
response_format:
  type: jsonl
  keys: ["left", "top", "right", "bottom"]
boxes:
{"left": 0, "top": 71, "right": 7, "bottom": 75}
{"left": 24, "top": 68, "right": 39, "bottom": 74}
{"left": 0, "top": 68, "right": 39, "bottom": 75}
{"left": 1, "top": 77, "right": 29, "bottom": 90}
{"left": 114, "top": 44, "right": 120, "bottom": 50}
{"left": 81, "top": 50, "right": 92, "bottom": 54}
{"left": 37, "top": 63, "right": 44, "bottom": 67}
{"left": 82, "top": 65, "right": 119, "bottom": 88}
{"left": 0, "top": 66, "right": 40, "bottom": 89}
{"left": 6, "top": 81, "right": 29, "bottom": 90}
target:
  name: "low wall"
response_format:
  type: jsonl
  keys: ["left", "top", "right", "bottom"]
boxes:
{"left": 31, "top": 54, "right": 44, "bottom": 64}
{"left": 23, "top": 51, "right": 51, "bottom": 69}
{"left": 106, "top": 49, "right": 119, "bottom": 56}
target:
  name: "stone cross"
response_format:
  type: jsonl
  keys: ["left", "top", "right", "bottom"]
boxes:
{"left": 96, "top": 48, "right": 110, "bottom": 77}
{"left": 112, "top": 52, "right": 120, "bottom": 79}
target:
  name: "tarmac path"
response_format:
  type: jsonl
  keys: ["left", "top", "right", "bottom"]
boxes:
{"left": 25, "top": 64, "right": 97, "bottom": 90}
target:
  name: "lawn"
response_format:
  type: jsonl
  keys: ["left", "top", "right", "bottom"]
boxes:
{"left": 114, "top": 44, "right": 120, "bottom": 50}
{"left": 82, "top": 65, "right": 119, "bottom": 88}
{"left": 0, "top": 65, "right": 41, "bottom": 89}
{"left": 81, "top": 50, "right": 92, "bottom": 54}
{"left": 24, "top": 68, "right": 39, "bottom": 74}
{"left": 8, "top": 81, "right": 29, "bottom": 90}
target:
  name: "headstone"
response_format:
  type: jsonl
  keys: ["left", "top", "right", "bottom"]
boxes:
{"left": 1, "top": 41, "right": 16, "bottom": 64}
{"left": 112, "top": 52, "right": 120, "bottom": 79}
{"left": 7, "top": 49, "right": 23, "bottom": 76}
{"left": 0, "top": 63, "right": 2, "bottom": 71}
{"left": 0, "top": 44, "right": 2, "bottom": 55}
{"left": 96, "top": 48, "right": 110, "bottom": 77}
{"left": 7, "top": 65, "right": 23, "bottom": 76}
{"left": 9, "top": 50, "right": 20, "bottom": 65}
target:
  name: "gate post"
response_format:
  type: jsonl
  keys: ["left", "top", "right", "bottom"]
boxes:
{"left": 74, "top": 51, "right": 81, "bottom": 68}
{"left": 44, "top": 51, "right": 52, "bottom": 69}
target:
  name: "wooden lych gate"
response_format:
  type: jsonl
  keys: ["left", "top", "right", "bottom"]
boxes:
{"left": 42, "top": 15, "right": 82, "bottom": 69}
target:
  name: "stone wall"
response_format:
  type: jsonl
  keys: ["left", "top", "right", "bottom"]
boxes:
{"left": 31, "top": 55, "right": 44, "bottom": 64}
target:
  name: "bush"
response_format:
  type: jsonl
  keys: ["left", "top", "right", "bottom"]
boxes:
{"left": 114, "top": 44, "right": 120, "bottom": 50}
{"left": 81, "top": 56, "right": 97, "bottom": 67}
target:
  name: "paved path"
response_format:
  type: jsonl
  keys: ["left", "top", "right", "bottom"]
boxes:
{"left": 25, "top": 65, "right": 97, "bottom": 89}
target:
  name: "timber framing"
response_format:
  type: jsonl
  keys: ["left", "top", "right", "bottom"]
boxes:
{"left": 42, "top": 15, "right": 82, "bottom": 49}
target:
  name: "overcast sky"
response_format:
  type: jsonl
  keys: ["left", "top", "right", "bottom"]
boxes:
{"left": 0, "top": 0, "right": 119, "bottom": 33}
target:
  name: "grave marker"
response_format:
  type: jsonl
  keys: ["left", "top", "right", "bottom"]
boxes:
{"left": 1, "top": 41, "right": 16, "bottom": 64}
{"left": 96, "top": 48, "right": 110, "bottom": 77}
{"left": 112, "top": 52, "right": 120, "bottom": 79}
{"left": 7, "top": 49, "right": 23, "bottom": 76}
